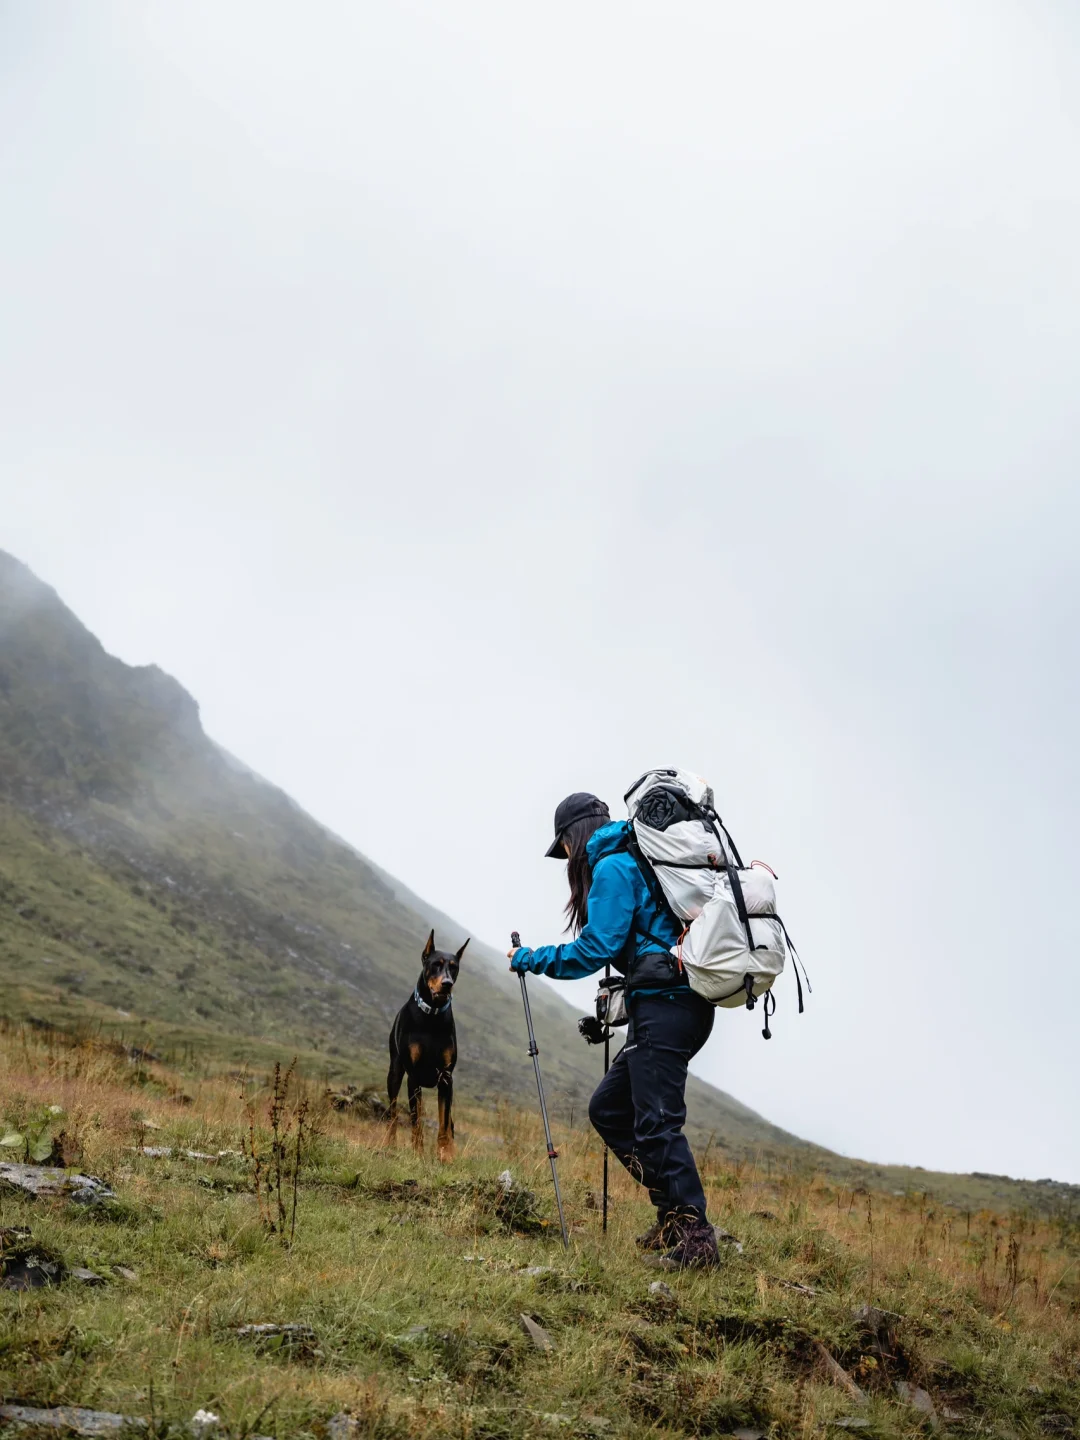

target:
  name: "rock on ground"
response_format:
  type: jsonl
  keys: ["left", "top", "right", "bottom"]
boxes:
{"left": 1, "top": 1245, "right": 65, "bottom": 1290}
{"left": 325, "top": 1085, "right": 388, "bottom": 1119}
{"left": 779, "top": 1280, "right": 817, "bottom": 1296}
{"left": 235, "top": 1323, "right": 317, "bottom": 1341}
{"left": 518, "top": 1313, "right": 554, "bottom": 1352}
{"left": 895, "top": 1381, "right": 939, "bottom": 1424}
{"left": 0, "top": 1404, "right": 145, "bottom": 1434}
{"left": 0, "top": 1162, "right": 116, "bottom": 1205}
{"left": 135, "top": 1147, "right": 219, "bottom": 1162}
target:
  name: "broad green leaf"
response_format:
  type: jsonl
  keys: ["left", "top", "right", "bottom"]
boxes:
{"left": 31, "top": 1134, "right": 56, "bottom": 1162}
{"left": 0, "top": 1131, "right": 24, "bottom": 1148}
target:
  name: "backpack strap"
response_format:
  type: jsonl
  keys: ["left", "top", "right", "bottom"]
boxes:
{"left": 703, "top": 809, "right": 745, "bottom": 869}
{"left": 621, "top": 830, "right": 682, "bottom": 959}
{"left": 624, "top": 829, "right": 678, "bottom": 922}
{"left": 635, "top": 922, "right": 680, "bottom": 953}
{"left": 696, "top": 805, "right": 756, "bottom": 955}
{"left": 772, "top": 916, "right": 811, "bottom": 1014}
{"left": 726, "top": 865, "right": 755, "bottom": 955}
{"left": 761, "top": 990, "right": 776, "bottom": 1040}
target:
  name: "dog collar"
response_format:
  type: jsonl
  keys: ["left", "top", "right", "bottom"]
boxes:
{"left": 414, "top": 985, "right": 451, "bottom": 1017}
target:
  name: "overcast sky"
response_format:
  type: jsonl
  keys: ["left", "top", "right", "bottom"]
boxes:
{"left": 2, "top": 1, "right": 1078, "bottom": 1181}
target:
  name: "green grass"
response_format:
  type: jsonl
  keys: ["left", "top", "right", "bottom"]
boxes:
{"left": 2, "top": 1024, "right": 1078, "bottom": 1438}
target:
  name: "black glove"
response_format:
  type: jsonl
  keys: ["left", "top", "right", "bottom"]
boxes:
{"left": 577, "top": 1015, "right": 612, "bottom": 1045}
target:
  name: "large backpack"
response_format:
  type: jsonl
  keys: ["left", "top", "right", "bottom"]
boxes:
{"left": 623, "top": 768, "right": 809, "bottom": 1038}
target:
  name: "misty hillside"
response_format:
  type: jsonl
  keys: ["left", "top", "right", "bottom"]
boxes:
{"left": 0, "top": 549, "right": 807, "bottom": 1155}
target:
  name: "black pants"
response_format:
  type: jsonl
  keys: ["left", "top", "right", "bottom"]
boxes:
{"left": 588, "top": 988, "right": 714, "bottom": 1220}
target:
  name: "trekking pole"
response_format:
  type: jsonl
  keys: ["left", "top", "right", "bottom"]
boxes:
{"left": 511, "top": 931, "right": 569, "bottom": 1250}
{"left": 602, "top": 962, "right": 610, "bottom": 1234}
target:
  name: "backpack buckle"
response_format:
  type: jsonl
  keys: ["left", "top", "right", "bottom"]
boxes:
{"left": 743, "top": 973, "right": 757, "bottom": 1011}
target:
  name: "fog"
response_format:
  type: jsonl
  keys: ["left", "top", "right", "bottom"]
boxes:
{"left": 2, "top": 1, "right": 1078, "bottom": 1179}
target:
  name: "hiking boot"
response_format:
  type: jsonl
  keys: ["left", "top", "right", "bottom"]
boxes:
{"left": 635, "top": 1212, "right": 678, "bottom": 1252}
{"left": 663, "top": 1217, "right": 721, "bottom": 1270}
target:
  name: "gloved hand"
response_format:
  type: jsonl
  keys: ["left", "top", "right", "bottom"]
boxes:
{"left": 577, "top": 1015, "right": 612, "bottom": 1045}
{"left": 508, "top": 946, "right": 533, "bottom": 974}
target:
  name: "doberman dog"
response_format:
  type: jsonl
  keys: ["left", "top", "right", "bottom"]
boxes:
{"left": 387, "top": 929, "right": 468, "bottom": 1160}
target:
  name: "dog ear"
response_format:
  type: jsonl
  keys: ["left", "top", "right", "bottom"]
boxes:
{"left": 455, "top": 938, "right": 470, "bottom": 962}
{"left": 422, "top": 929, "right": 435, "bottom": 961}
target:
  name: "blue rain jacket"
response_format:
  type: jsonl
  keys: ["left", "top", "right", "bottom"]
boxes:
{"left": 511, "top": 821, "right": 684, "bottom": 990}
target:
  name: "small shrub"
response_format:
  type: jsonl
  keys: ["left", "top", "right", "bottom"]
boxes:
{"left": 1, "top": 1096, "right": 66, "bottom": 1163}
{"left": 241, "top": 1058, "right": 313, "bottom": 1245}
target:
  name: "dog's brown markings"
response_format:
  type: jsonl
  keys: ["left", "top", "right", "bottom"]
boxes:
{"left": 409, "top": 1042, "right": 423, "bottom": 1064}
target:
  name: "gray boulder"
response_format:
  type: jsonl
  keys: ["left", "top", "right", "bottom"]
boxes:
{"left": 0, "top": 1162, "right": 116, "bottom": 1206}
{"left": 0, "top": 1404, "right": 145, "bottom": 1435}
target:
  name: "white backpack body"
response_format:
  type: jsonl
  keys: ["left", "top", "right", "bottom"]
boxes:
{"left": 624, "top": 768, "right": 806, "bottom": 1033}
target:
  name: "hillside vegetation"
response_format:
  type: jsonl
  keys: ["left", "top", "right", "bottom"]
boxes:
{"left": 2, "top": 549, "right": 1079, "bottom": 1218}
{"left": 0, "top": 547, "right": 800, "bottom": 1156}
{"left": 1, "top": 1020, "right": 1078, "bottom": 1439}
{"left": 2, "top": 548, "right": 1079, "bottom": 1437}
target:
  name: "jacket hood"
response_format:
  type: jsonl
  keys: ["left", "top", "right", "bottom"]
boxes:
{"left": 586, "top": 819, "right": 630, "bottom": 865}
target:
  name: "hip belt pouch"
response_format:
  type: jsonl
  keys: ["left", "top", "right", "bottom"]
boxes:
{"left": 595, "top": 976, "right": 629, "bottom": 1028}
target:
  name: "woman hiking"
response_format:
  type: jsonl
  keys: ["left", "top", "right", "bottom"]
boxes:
{"left": 508, "top": 791, "right": 720, "bottom": 1269}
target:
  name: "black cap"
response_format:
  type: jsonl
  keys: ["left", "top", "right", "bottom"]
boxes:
{"left": 545, "top": 792, "right": 609, "bottom": 859}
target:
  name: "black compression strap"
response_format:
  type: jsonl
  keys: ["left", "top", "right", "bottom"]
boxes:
{"left": 649, "top": 858, "right": 729, "bottom": 870}
{"left": 708, "top": 812, "right": 745, "bottom": 869}
{"left": 622, "top": 830, "right": 684, "bottom": 975}
{"left": 697, "top": 807, "right": 753, "bottom": 950}
{"left": 761, "top": 990, "right": 775, "bottom": 1040}
{"left": 626, "top": 830, "right": 682, "bottom": 929}
{"left": 725, "top": 829, "right": 745, "bottom": 869}
{"left": 773, "top": 916, "right": 810, "bottom": 1013}
{"left": 726, "top": 865, "right": 756, "bottom": 954}
{"left": 635, "top": 924, "right": 678, "bottom": 952}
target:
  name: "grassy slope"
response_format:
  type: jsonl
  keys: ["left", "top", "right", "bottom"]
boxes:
{"left": 0, "top": 548, "right": 801, "bottom": 1157}
{"left": 1, "top": 1023, "right": 1078, "bottom": 1439}
{"left": 2, "top": 549, "right": 1079, "bottom": 1211}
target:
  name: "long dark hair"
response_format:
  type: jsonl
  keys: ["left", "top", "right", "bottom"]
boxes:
{"left": 562, "top": 805, "right": 611, "bottom": 935}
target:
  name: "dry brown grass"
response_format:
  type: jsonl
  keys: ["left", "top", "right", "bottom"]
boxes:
{"left": 2, "top": 1021, "right": 1078, "bottom": 1439}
